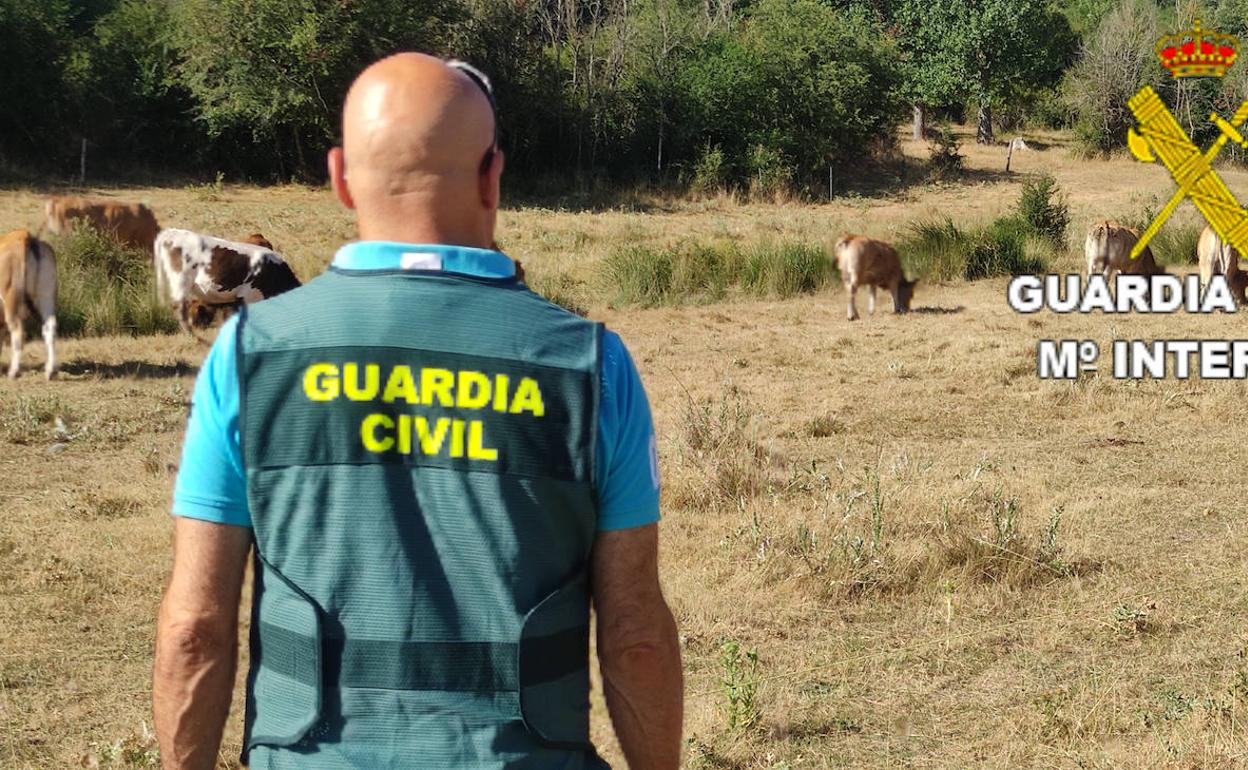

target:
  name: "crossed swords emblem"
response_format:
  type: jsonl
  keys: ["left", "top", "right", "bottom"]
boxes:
{"left": 1127, "top": 86, "right": 1248, "bottom": 259}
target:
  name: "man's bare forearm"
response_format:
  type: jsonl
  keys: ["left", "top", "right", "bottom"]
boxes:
{"left": 599, "top": 601, "right": 683, "bottom": 770}
{"left": 152, "top": 616, "right": 238, "bottom": 770}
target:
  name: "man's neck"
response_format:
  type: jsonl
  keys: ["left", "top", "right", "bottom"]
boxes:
{"left": 356, "top": 215, "right": 493, "bottom": 250}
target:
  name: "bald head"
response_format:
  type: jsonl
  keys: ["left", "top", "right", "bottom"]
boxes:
{"left": 329, "top": 53, "right": 503, "bottom": 247}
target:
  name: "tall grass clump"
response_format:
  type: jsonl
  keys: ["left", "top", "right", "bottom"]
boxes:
{"left": 741, "top": 243, "right": 831, "bottom": 298}
{"left": 607, "top": 240, "right": 828, "bottom": 305}
{"left": 50, "top": 225, "right": 176, "bottom": 337}
{"left": 605, "top": 245, "right": 675, "bottom": 306}
{"left": 1017, "top": 174, "right": 1069, "bottom": 245}
{"left": 965, "top": 217, "right": 1046, "bottom": 280}
{"left": 1144, "top": 222, "right": 1201, "bottom": 267}
{"left": 898, "top": 219, "right": 969, "bottom": 281}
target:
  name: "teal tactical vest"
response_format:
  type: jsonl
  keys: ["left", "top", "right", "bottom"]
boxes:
{"left": 236, "top": 265, "right": 607, "bottom": 769}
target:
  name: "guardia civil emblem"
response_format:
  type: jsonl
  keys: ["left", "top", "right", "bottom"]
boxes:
{"left": 1127, "top": 20, "right": 1248, "bottom": 259}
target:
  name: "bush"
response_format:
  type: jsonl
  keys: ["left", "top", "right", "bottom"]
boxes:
{"left": 900, "top": 216, "right": 1048, "bottom": 281}
{"left": 927, "top": 124, "right": 963, "bottom": 180}
{"left": 966, "top": 217, "right": 1046, "bottom": 279}
{"left": 898, "top": 219, "right": 970, "bottom": 281}
{"left": 745, "top": 144, "right": 794, "bottom": 201}
{"left": 689, "top": 143, "right": 729, "bottom": 196}
{"left": 1017, "top": 174, "right": 1069, "bottom": 245}
{"left": 741, "top": 243, "right": 831, "bottom": 298}
{"left": 49, "top": 224, "right": 177, "bottom": 337}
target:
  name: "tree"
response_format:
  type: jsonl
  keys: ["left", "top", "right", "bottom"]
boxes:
{"left": 896, "top": 0, "right": 1075, "bottom": 144}
{"left": 172, "top": 0, "right": 462, "bottom": 179}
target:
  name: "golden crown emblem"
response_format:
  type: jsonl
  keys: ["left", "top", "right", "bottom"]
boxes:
{"left": 1157, "top": 19, "right": 1238, "bottom": 78}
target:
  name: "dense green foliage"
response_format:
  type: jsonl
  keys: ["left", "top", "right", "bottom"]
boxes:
{"left": 3, "top": 0, "right": 1244, "bottom": 190}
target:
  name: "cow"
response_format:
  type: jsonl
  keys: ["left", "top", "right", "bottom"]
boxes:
{"left": 153, "top": 228, "right": 301, "bottom": 334}
{"left": 1197, "top": 225, "right": 1244, "bottom": 302}
{"left": 1084, "top": 220, "right": 1166, "bottom": 280}
{"left": 0, "top": 230, "right": 57, "bottom": 379}
{"left": 833, "top": 234, "right": 917, "bottom": 321}
{"left": 44, "top": 196, "right": 160, "bottom": 255}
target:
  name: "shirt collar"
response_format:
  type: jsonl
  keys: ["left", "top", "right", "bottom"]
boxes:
{"left": 331, "top": 241, "right": 517, "bottom": 279}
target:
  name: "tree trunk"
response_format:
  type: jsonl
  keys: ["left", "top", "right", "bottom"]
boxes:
{"left": 976, "top": 102, "right": 994, "bottom": 145}
{"left": 912, "top": 104, "right": 925, "bottom": 141}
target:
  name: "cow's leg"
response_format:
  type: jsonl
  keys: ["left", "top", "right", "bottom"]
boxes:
{"left": 868, "top": 286, "right": 877, "bottom": 315}
{"left": 845, "top": 277, "right": 860, "bottom": 321}
{"left": 41, "top": 315, "right": 57, "bottom": 380}
{"left": 177, "top": 300, "right": 194, "bottom": 335}
{"left": 7, "top": 323, "right": 23, "bottom": 379}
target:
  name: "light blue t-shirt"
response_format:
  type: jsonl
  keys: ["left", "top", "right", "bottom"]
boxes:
{"left": 172, "top": 242, "right": 660, "bottom": 531}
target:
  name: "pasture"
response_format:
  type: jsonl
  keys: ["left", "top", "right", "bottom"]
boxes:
{"left": 5, "top": 131, "right": 1248, "bottom": 769}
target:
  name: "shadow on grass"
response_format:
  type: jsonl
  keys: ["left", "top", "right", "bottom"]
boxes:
{"left": 911, "top": 305, "right": 967, "bottom": 315}
{"left": 59, "top": 360, "right": 197, "bottom": 380}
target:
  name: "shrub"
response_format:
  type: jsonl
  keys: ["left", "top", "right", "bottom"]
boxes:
{"left": 927, "top": 124, "right": 963, "bottom": 180}
{"left": 1017, "top": 174, "right": 1069, "bottom": 245}
{"left": 899, "top": 216, "right": 1048, "bottom": 281}
{"left": 898, "top": 218, "right": 970, "bottom": 281}
{"left": 689, "top": 143, "right": 729, "bottom": 196}
{"left": 50, "top": 224, "right": 176, "bottom": 337}
{"left": 605, "top": 246, "right": 674, "bottom": 307}
{"left": 741, "top": 242, "right": 830, "bottom": 298}
{"left": 744, "top": 144, "right": 794, "bottom": 201}
{"left": 966, "top": 216, "right": 1046, "bottom": 279}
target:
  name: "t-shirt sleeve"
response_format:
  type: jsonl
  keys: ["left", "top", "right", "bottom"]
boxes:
{"left": 172, "top": 315, "right": 252, "bottom": 528}
{"left": 595, "top": 331, "right": 661, "bottom": 531}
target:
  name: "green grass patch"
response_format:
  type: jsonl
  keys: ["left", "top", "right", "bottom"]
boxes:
{"left": 49, "top": 224, "right": 177, "bottom": 337}
{"left": 606, "top": 240, "right": 830, "bottom": 306}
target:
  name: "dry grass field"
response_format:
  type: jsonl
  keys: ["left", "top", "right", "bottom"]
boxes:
{"left": 6, "top": 129, "right": 1248, "bottom": 769}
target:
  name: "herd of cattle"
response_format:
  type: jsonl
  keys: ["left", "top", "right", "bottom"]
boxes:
{"left": 1, "top": 196, "right": 303, "bottom": 379}
{"left": 3, "top": 196, "right": 1247, "bottom": 380}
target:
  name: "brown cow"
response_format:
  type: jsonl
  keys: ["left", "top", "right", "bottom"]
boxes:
{"left": 0, "top": 230, "right": 57, "bottom": 379}
{"left": 44, "top": 196, "right": 160, "bottom": 254}
{"left": 833, "top": 234, "right": 917, "bottom": 321}
{"left": 1084, "top": 220, "right": 1165, "bottom": 279}
{"left": 1197, "top": 225, "right": 1244, "bottom": 303}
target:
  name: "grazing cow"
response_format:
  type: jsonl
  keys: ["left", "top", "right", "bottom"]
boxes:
{"left": 833, "top": 234, "right": 917, "bottom": 321}
{"left": 44, "top": 196, "right": 160, "bottom": 254}
{"left": 1085, "top": 220, "right": 1165, "bottom": 279}
{"left": 153, "top": 228, "right": 301, "bottom": 333}
{"left": 1197, "top": 225, "right": 1243, "bottom": 301}
{"left": 0, "top": 230, "right": 57, "bottom": 379}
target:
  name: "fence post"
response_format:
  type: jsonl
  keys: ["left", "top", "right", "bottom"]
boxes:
{"left": 79, "top": 139, "right": 87, "bottom": 185}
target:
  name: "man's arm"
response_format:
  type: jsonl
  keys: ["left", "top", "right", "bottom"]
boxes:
{"left": 592, "top": 524, "right": 683, "bottom": 770}
{"left": 153, "top": 517, "right": 252, "bottom": 770}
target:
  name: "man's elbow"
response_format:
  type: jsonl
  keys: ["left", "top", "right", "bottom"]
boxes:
{"left": 598, "top": 600, "right": 679, "bottom": 665}
{"left": 157, "top": 617, "right": 236, "bottom": 664}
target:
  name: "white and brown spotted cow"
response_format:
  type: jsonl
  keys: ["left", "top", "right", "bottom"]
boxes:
{"left": 0, "top": 230, "right": 57, "bottom": 379}
{"left": 154, "top": 229, "right": 301, "bottom": 334}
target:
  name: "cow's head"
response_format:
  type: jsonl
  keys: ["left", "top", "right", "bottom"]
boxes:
{"left": 834, "top": 233, "right": 853, "bottom": 254}
{"left": 897, "top": 278, "right": 918, "bottom": 312}
{"left": 241, "top": 233, "right": 274, "bottom": 250}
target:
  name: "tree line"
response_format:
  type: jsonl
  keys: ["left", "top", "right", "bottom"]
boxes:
{"left": 0, "top": 0, "right": 1244, "bottom": 195}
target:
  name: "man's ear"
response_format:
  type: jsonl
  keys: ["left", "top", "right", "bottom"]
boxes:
{"left": 328, "top": 147, "right": 355, "bottom": 210}
{"left": 480, "top": 149, "right": 505, "bottom": 211}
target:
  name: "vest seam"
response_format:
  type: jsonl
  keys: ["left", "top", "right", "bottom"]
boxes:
{"left": 238, "top": 344, "right": 597, "bottom": 376}
{"left": 245, "top": 460, "right": 591, "bottom": 484}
